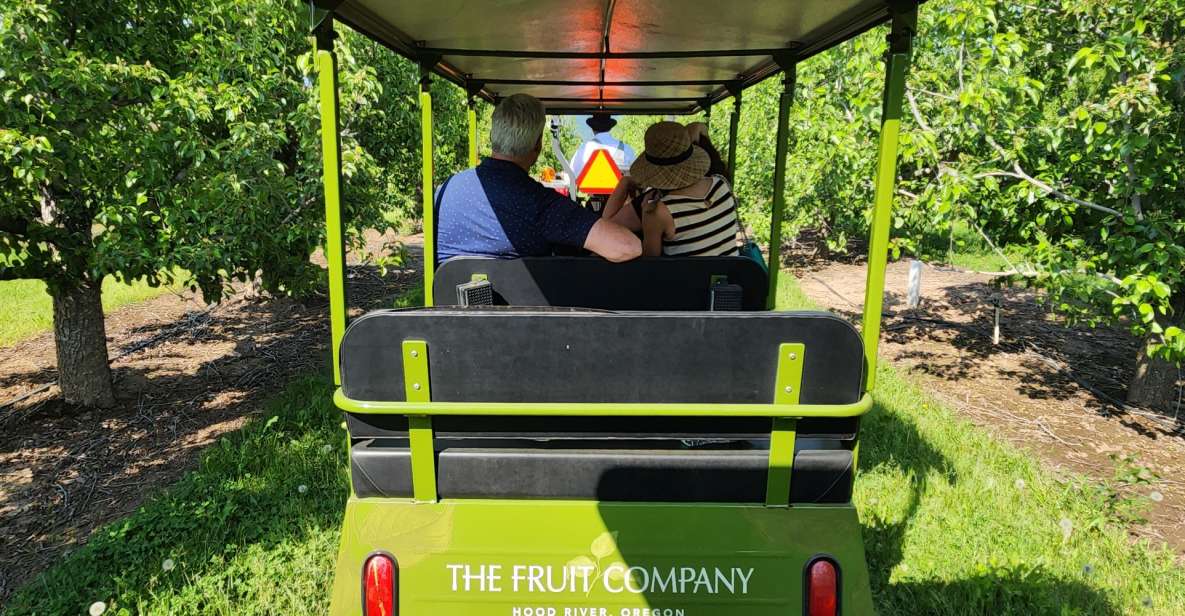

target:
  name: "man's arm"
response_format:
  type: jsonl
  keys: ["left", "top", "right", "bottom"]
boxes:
{"left": 583, "top": 219, "right": 642, "bottom": 263}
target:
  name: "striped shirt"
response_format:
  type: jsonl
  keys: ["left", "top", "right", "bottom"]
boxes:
{"left": 660, "top": 175, "right": 741, "bottom": 257}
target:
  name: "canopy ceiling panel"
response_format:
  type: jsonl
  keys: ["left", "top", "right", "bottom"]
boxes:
{"left": 321, "top": 0, "right": 920, "bottom": 114}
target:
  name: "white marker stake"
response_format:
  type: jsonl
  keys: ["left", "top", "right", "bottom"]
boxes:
{"left": 907, "top": 259, "right": 922, "bottom": 310}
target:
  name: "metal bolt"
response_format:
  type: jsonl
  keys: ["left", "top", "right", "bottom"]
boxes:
{"left": 788, "top": 352, "right": 798, "bottom": 360}
{"left": 413, "top": 383, "right": 422, "bottom": 390}
{"left": 784, "top": 386, "right": 794, "bottom": 393}
{"left": 410, "top": 350, "right": 419, "bottom": 357}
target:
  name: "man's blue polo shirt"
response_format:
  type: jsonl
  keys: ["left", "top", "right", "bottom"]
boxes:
{"left": 435, "top": 158, "right": 600, "bottom": 264}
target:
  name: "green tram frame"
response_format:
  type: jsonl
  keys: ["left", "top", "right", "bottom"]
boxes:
{"left": 312, "top": 1, "right": 922, "bottom": 614}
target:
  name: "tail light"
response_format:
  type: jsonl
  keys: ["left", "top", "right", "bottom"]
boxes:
{"left": 363, "top": 553, "right": 397, "bottom": 616}
{"left": 805, "top": 557, "right": 839, "bottom": 616}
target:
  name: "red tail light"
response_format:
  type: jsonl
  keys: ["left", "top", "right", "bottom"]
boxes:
{"left": 806, "top": 558, "right": 838, "bottom": 616}
{"left": 363, "top": 553, "right": 396, "bottom": 616}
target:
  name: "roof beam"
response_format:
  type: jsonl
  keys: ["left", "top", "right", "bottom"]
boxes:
{"left": 481, "top": 78, "right": 735, "bottom": 87}
{"left": 544, "top": 106, "right": 699, "bottom": 116}
{"left": 538, "top": 97, "right": 704, "bottom": 103}
{"left": 415, "top": 47, "right": 799, "bottom": 60}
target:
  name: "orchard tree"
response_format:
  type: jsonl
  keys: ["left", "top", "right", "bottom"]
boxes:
{"left": 722, "top": 0, "right": 1183, "bottom": 409}
{"left": 0, "top": 1, "right": 393, "bottom": 407}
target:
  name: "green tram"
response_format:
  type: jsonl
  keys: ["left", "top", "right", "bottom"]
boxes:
{"left": 310, "top": 1, "right": 924, "bottom": 614}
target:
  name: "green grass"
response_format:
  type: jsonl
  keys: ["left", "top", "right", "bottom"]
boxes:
{"left": 776, "top": 278, "right": 1184, "bottom": 615}
{"left": 7, "top": 282, "right": 1185, "bottom": 615}
{"left": 3, "top": 377, "right": 347, "bottom": 616}
{"left": 912, "top": 220, "right": 1032, "bottom": 273}
{"left": 0, "top": 276, "right": 174, "bottom": 347}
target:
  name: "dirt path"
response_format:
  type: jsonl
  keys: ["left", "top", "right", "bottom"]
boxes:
{"left": 797, "top": 259, "right": 1185, "bottom": 553}
{"left": 0, "top": 233, "right": 420, "bottom": 603}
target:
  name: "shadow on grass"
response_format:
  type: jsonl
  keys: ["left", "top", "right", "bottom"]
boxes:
{"left": 3, "top": 376, "right": 349, "bottom": 615}
{"left": 858, "top": 399, "right": 1122, "bottom": 615}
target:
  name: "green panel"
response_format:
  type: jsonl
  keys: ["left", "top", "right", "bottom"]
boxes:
{"left": 335, "top": 388, "right": 873, "bottom": 418}
{"left": 329, "top": 499, "right": 873, "bottom": 615}
{"left": 861, "top": 50, "right": 912, "bottom": 390}
{"left": 765, "top": 418, "right": 797, "bottom": 508}
{"left": 408, "top": 416, "right": 438, "bottom": 502}
{"left": 402, "top": 340, "right": 431, "bottom": 402}
{"left": 765, "top": 66, "right": 797, "bottom": 310}
{"left": 403, "top": 341, "right": 437, "bottom": 502}
{"left": 772, "top": 343, "right": 804, "bottom": 406}
{"left": 766, "top": 343, "right": 803, "bottom": 506}
{"left": 421, "top": 88, "right": 436, "bottom": 306}
{"left": 317, "top": 48, "right": 349, "bottom": 387}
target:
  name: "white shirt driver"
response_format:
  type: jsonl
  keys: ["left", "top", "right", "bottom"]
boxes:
{"left": 570, "top": 132, "right": 637, "bottom": 181}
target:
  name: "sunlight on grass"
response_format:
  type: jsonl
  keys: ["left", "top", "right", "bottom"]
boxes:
{"left": 777, "top": 275, "right": 1185, "bottom": 615}
{"left": 7, "top": 282, "right": 1184, "bottom": 614}
{"left": 0, "top": 275, "right": 176, "bottom": 347}
{"left": 4, "top": 377, "right": 346, "bottom": 615}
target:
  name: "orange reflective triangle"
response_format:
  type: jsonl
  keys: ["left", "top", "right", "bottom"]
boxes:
{"left": 575, "top": 148, "right": 623, "bottom": 195}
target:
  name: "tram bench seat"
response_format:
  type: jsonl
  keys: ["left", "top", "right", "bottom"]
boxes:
{"left": 340, "top": 308, "right": 866, "bottom": 504}
{"left": 433, "top": 256, "right": 768, "bottom": 310}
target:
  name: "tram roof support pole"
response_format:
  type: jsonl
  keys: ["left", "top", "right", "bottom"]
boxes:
{"left": 465, "top": 81, "right": 484, "bottom": 168}
{"left": 725, "top": 81, "right": 742, "bottom": 180}
{"left": 315, "top": 19, "right": 348, "bottom": 386}
{"left": 466, "top": 97, "right": 478, "bottom": 167}
{"left": 420, "top": 62, "right": 436, "bottom": 306}
{"left": 765, "top": 62, "right": 797, "bottom": 310}
{"left": 862, "top": 4, "right": 916, "bottom": 390}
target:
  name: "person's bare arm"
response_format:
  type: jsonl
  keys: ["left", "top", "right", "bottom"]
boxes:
{"left": 583, "top": 219, "right": 642, "bottom": 262}
{"left": 640, "top": 196, "right": 674, "bottom": 257}
{"left": 602, "top": 177, "right": 642, "bottom": 231}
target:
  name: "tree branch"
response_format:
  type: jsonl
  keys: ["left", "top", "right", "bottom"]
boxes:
{"left": 979, "top": 135, "right": 1122, "bottom": 218}
{"left": 975, "top": 169, "right": 1122, "bottom": 218}
{"left": 906, "top": 91, "right": 931, "bottom": 132}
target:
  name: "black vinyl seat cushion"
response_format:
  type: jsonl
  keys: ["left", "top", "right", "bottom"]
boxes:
{"left": 350, "top": 438, "right": 854, "bottom": 504}
{"left": 433, "top": 256, "right": 768, "bottom": 311}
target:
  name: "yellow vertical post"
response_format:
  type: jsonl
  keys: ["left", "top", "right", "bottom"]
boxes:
{"left": 467, "top": 97, "right": 479, "bottom": 167}
{"left": 765, "top": 62, "right": 797, "bottom": 309}
{"left": 862, "top": 7, "right": 916, "bottom": 390}
{"left": 420, "top": 74, "right": 435, "bottom": 306}
{"left": 315, "top": 21, "right": 348, "bottom": 386}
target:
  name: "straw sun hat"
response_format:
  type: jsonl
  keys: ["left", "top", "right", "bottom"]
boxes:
{"left": 629, "top": 121, "right": 710, "bottom": 190}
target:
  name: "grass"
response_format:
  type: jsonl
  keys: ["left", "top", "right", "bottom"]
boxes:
{"left": 7, "top": 282, "right": 1185, "bottom": 615}
{"left": 0, "top": 276, "right": 174, "bottom": 347}
{"left": 911, "top": 220, "right": 1032, "bottom": 273}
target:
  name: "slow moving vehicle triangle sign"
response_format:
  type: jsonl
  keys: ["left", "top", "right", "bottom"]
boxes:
{"left": 575, "top": 148, "right": 623, "bottom": 195}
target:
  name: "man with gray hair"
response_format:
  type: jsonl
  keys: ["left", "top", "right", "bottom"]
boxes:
{"left": 435, "top": 94, "right": 641, "bottom": 264}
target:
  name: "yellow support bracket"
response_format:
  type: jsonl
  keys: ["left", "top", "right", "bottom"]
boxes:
{"left": 766, "top": 343, "right": 804, "bottom": 507}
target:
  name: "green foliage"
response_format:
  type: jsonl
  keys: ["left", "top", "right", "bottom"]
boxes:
{"left": 724, "top": 0, "right": 1185, "bottom": 363}
{"left": 0, "top": 1, "right": 470, "bottom": 303}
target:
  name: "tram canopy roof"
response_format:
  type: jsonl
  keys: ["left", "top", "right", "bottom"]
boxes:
{"left": 313, "top": 0, "right": 921, "bottom": 115}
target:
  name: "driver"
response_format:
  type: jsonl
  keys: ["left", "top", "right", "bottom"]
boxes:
{"left": 434, "top": 94, "right": 641, "bottom": 264}
{"left": 569, "top": 113, "right": 636, "bottom": 180}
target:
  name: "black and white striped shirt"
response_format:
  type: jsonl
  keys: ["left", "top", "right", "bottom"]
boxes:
{"left": 661, "top": 175, "right": 741, "bottom": 257}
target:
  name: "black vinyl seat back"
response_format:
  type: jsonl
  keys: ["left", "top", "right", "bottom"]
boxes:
{"left": 433, "top": 256, "right": 768, "bottom": 311}
{"left": 339, "top": 308, "right": 865, "bottom": 504}
{"left": 340, "top": 308, "right": 864, "bottom": 404}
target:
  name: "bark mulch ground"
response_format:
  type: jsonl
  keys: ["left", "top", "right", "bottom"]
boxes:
{"left": 796, "top": 258, "right": 1185, "bottom": 555}
{"left": 0, "top": 233, "right": 419, "bottom": 604}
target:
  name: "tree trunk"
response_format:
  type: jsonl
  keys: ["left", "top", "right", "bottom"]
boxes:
{"left": 51, "top": 279, "right": 115, "bottom": 408}
{"left": 1127, "top": 337, "right": 1181, "bottom": 413}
